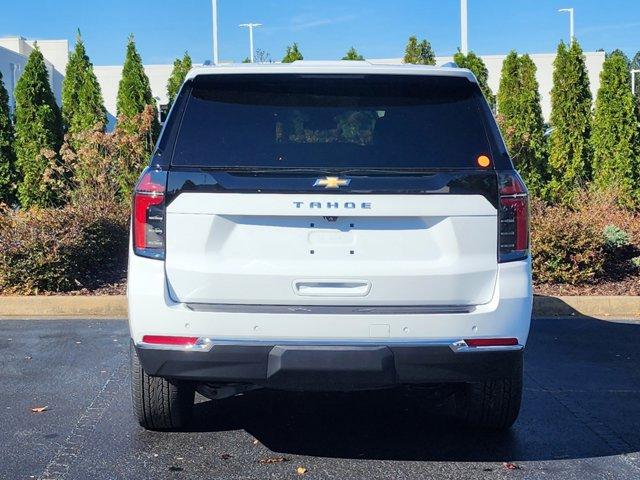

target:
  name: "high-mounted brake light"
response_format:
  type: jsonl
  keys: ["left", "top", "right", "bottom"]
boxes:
{"left": 132, "top": 167, "right": 167, "bottom": 259}
{"left": 498, "top": 171, "right": 529, "bottom": 262}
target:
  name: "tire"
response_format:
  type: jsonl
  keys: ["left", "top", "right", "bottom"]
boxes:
{"left": 130, "top": 342, "right": 195, "bottom": 430}
{"left": 456, "top": 354, "right": 523, "bottom": 430}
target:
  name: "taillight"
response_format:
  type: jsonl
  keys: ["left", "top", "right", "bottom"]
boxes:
{"left": 498, "top": 171, "right": 529, "bottom": 262}
{"left": 133, "top": 167, "right": 167, "bottom": 259}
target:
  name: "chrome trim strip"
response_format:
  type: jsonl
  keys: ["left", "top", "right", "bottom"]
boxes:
{"left": 449, "top": 340, "right": 524, "bottom": 353}
{"left": 185, "top": 303, "right": 475, "bottom": 315}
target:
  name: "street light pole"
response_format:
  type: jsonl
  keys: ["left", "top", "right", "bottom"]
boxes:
{"left": 239, "top": 23, "right": 262, "bottom": 63}
{"left": 211, "top": 0, "right": 219, "bottom": 64}
{"left": 460, "top": 0, "right": 468, "bottom": 55}
{"left": 558, "top": 8, "right": 574, "bottom": 43}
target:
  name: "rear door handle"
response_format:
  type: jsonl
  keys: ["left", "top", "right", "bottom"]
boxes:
{"left": 293, "top": 280, "right": 371, "bottom": 297}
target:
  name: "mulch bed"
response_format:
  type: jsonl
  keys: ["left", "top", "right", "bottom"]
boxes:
{"left": 11, "top": 277, "right": 640, "bottom": 298}
{"left": 534, "top": 276, "right": 640, "bottom": 296}
{"left": 3, "top": 263, "right": 640, "bottom": 297}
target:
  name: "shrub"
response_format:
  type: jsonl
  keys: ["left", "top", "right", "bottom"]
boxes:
{"left": 0, "top": 201, "right": 128, "bottom": 294}
{"left": 603, "top": 225, "right": 630, "bottom": 251}
{"left": 61, "top": 105, "right": 156, "bottom": 204}
{"left": 531, "top": 199, "right": 606, "bottom": 284}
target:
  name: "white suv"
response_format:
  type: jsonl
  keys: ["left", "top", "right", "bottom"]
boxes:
{"left": 128, "top": 61, "right": 532, "bottom": 431}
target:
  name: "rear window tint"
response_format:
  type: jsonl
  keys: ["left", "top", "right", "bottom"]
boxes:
{"left": 171, "top": 74, "right": 493, "bottom": 169}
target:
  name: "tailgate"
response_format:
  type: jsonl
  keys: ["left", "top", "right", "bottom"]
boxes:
{"left": 165, "top": 193, "right": 498, "bottom": 306}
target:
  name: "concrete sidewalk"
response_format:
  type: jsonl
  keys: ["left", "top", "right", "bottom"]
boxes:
{"left": 0, "top": 295, "right": 639, "bottom": 319}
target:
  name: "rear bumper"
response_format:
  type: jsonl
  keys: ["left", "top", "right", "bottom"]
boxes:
{"left": 135, "top": 341, "right": 523, "bottom": 390}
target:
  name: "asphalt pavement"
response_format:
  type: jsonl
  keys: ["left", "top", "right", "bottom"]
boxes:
{"left": 1, "top": 316, "right": 639, "bottom": 479}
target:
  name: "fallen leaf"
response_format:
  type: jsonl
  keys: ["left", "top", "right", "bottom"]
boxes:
{"left": 259, "top": 457, "right": 289, "bottom": 464}
{"left": 296, "top": 467, "right": 307, "bottom": 475}
{"left": 31, "top": 406, "right": 49, "bottom": 413}
{"left": 503, "top": 462, "right": 521, "bottom": 470}
{"left": 220, "top": 453, "right": 232, "bottom": 460}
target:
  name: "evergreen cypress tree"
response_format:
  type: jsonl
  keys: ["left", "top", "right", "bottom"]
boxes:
{"left": 631, "top": 51, "right": 640, "bottom": 116}
{"left": 496, "top": 51, "right": 520, "bottom": 137}
{"left": 116, "top": 35, "right": 159, "bottom": 139}
{"left": 14, "top": 46, "right": 64, "bottom": 207}
{"left": 453, "top": 50, "right": 495, "bottom": 109}
{"left": 403, "top": 36, "right": 436, "bottom": 65}
{"left": 0, "top": 71, "right": 16, "bottom": 205}
{"left": 496, "top": 52, "right": 547, "bottom": 195}
{"left": 282, "top": 43, "right": 303, "bottom": 63}
{"left": 591, "top": 51, "right": 640, "bottom": 205}
{"left": 342, "top": 47, "right": 364, "bottom": 61}
{"left": 607, "top": 49, "right": 629, "bottom": 64}
{"left": 62, "top": 31, "right": 107, "bottom": 136}
{"left": 548, "top": 40, "right": 593, "bottom": 201}
{"left": 167, "top": 52, "right": 192, "bottom": 106}
{"left": 516, "top": 55, "right": 547, "bottom": 194}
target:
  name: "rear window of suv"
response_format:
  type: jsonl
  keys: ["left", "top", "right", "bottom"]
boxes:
{"left": 170, "top": 74, "right": 493, "bottom": 170}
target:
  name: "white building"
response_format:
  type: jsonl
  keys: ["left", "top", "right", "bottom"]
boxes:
{"left": 93, "top": 64, "right": 178, "bottom": 127}
{"left": 0, "top": 37, "right": 68, "bottom": 109}
{"left": 0, "top": 35, "right": 606, "bottom": 128}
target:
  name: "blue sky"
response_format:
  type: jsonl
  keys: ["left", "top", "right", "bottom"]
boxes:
{"left": 2, "top": 0, "right": 639, "bottom": 65}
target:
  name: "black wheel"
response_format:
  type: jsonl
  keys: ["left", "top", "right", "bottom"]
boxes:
{"left": 456, "top": 355, "right": 523, "bottom": 430}
{"left": 130, "top": 342, "right": 195, "bottom": 430}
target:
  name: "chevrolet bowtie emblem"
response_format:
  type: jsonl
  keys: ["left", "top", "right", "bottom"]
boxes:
{"left": 313, "top": 177, "right": 351, "bottom": 189}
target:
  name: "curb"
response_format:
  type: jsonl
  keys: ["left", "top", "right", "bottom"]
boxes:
{"left": 533, "top": 295, "right": 640, "bottom": 318}
{"left": 0, "top": 295, "right": 128, "bottom": 318}
{"left": 1, "top": 295, "right": 639, "bottom": 319}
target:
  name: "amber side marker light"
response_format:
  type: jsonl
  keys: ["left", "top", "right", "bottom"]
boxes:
{"left": 477, "top": 155, "right": 491, "bottom": 168}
